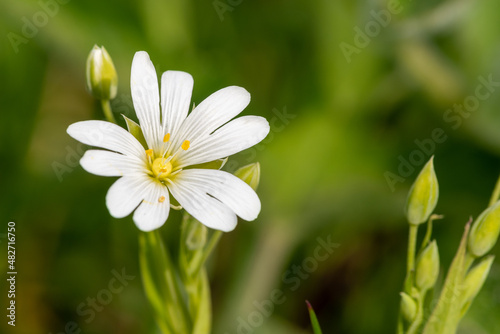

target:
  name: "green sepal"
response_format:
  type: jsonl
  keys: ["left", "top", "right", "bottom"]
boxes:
{"left": 187, "top": 158, "right": 228, "bottom": 171}
{"left": 234, "top": 162, "right": 261, "bottom": 191}
{"left": 122, "top": 115, "right": 148, "bottom": 149}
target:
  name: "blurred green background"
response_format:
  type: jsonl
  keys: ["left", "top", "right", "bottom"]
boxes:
{"left": 2, "top": 0, "right": 500, "bottom": 333}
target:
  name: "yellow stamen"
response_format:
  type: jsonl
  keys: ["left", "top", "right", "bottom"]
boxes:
{"left": 181, "top": 140, "right": 190, "bottom": 151}
{"left": 163, "top": 133, "right": 170, "bottom": 143}
{"left": 158, "top": 196, "right": 166, "bottom": 203}
{"left": 145, "top": 149, "right": 153, "bottom": 157}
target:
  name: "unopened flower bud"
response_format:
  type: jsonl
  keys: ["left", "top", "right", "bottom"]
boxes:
{"left": 405, "top": 156, "right": 439, "bottom": 225}
{"left": 400, "top": 292, "right": 417, "bottom": 322}
{"left": 468, "top": 201, "right": 500, "bottom": 257}
{"left": 86, "top": 45, "right": 118, "bottom": 100}
{"left": 462, "top": 255, "right": 494, "bottom": 304}
{"left": 415, "top": 240, "right": 440, "bottom": 291}
{"left": 406, "top": 157, "right": 439, "bottom": 225}
{"left": 234, "top": 162, "right": 261, "bottom": 191}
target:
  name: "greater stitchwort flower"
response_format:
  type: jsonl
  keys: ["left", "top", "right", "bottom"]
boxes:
{"left": 68, "top": 51, "right": 270, "bottom": 232}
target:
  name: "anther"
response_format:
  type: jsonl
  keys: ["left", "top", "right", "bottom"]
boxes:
{"left": 163, "top": 133, "right": 170, "bottom": 143}
{"left": 181, "top": 140, "right": 190, "bottom": 151}
{"left": 158, "top": 196, "right": 166, "bottom": 203}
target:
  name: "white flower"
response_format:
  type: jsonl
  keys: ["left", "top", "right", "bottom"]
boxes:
{"left": 67, "top": 51, "right": 270, "bottom": 232}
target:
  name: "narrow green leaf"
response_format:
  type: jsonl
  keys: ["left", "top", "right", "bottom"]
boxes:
{"left": 306, "top": 301, "right": 323, "bottom": 334}
{"left": 422, "top": 222, "right": 471, "bottom": 334}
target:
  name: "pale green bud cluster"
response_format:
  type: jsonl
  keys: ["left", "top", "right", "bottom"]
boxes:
{"left": 86, "top": 45, "right": 118, "bottom": 100}
{"left": 398, "top": 156, "right": 500, "bottom": 333}
{"left": 468, "top": 201, "right": 500, "bottom": 257}
{"left": 405, "top": 157, "right": 439, "bottom": 225}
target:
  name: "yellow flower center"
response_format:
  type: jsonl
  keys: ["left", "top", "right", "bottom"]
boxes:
{"left": 146, "top": 138, "right": 191, "bottom": 181}
{"left": 152, "top": 158, "right": 173, "bottom": 180}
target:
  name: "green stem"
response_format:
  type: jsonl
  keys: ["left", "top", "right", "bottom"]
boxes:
{"left": 398, "top": 225, "right": 419, "bottom": 332}
{"left": 190, "top": 230, "right": 223, "bottom": 275}
{"left": 407, "top": 225, "right": 418, "bottom": 283}
{"left": 420, "top": 214, "right": 443, "bottom": 253}
{"left": 489, "top": 173, "right": 500, "bottom": 206}
{"left": 101, "top": 99, "right": 116, "bottom": 123}
{"left": 139, "top": 230, "right": 192, "bottom": 334}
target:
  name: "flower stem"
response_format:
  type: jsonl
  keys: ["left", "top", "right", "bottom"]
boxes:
{"left": 489, "top": 173, "right": 500, "bottom": 206}
{"left": 190, "top": 230, "right": 223, "bottom": 276}
{"left": 139, "top": 230, "right": 192, "bottom": 333}
{"left": 101, "top": 99, "right": 116, "bottom": 123}
{"left": 407, "top": 225, "right": 418, "bottom": 282}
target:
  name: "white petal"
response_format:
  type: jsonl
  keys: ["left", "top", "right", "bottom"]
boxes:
{"left": 131, "top": 51, "right": 161, "bottom": 151}
{"left": 179, "top": 169, "right": 261, "bottom": 221}
{"left": 80, "top": 150, "right": 148, "bottom": 177}
{"left": 133, "top": 181, "right": 170, "bottom": 231}
{"left": 167, "top": 174, "right": 238, "bottom": 232}
{"left": 106, "top": 174, "right": 153, "bottom": 218}
{"left": 177, "top": 116, "right": 270, "bottom": 167}
{"left": 171, "top": 86, "right": 250, "bottom": 149}
{"left": 67, "top": 121, "right": 146, "bottom": 159}
{"left": 161, "top": 71, "right": 193, "bottom": 139}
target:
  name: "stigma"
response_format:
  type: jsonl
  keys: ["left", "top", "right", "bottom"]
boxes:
{"left": 152, "top": 158, "right": 173, "bottom": 180}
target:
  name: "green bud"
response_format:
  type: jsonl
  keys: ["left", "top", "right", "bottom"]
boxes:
{"left": 462, "top": 255, "right": 494, "bottom": 304}
{"left": 86, "top": 45, "right": 118, "bottom": 100}
{"left": 468, "top": 201, "right": 500, "bottom": 257}
{"left": 234, "top": 162, "right": 261, "bottom": 191}
{"left": 415, "top": 240, "right": 440, "bottom": 291}
{"left": 405, "top": 156, "right": 439, "bottom": 225}
{"left": 400, "top": 292, "right": 417, "bottom": 322}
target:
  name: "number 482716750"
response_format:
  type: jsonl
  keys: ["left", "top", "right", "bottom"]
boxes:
{"left": 7, "top": 222, "right": 15, "bottom": 271}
